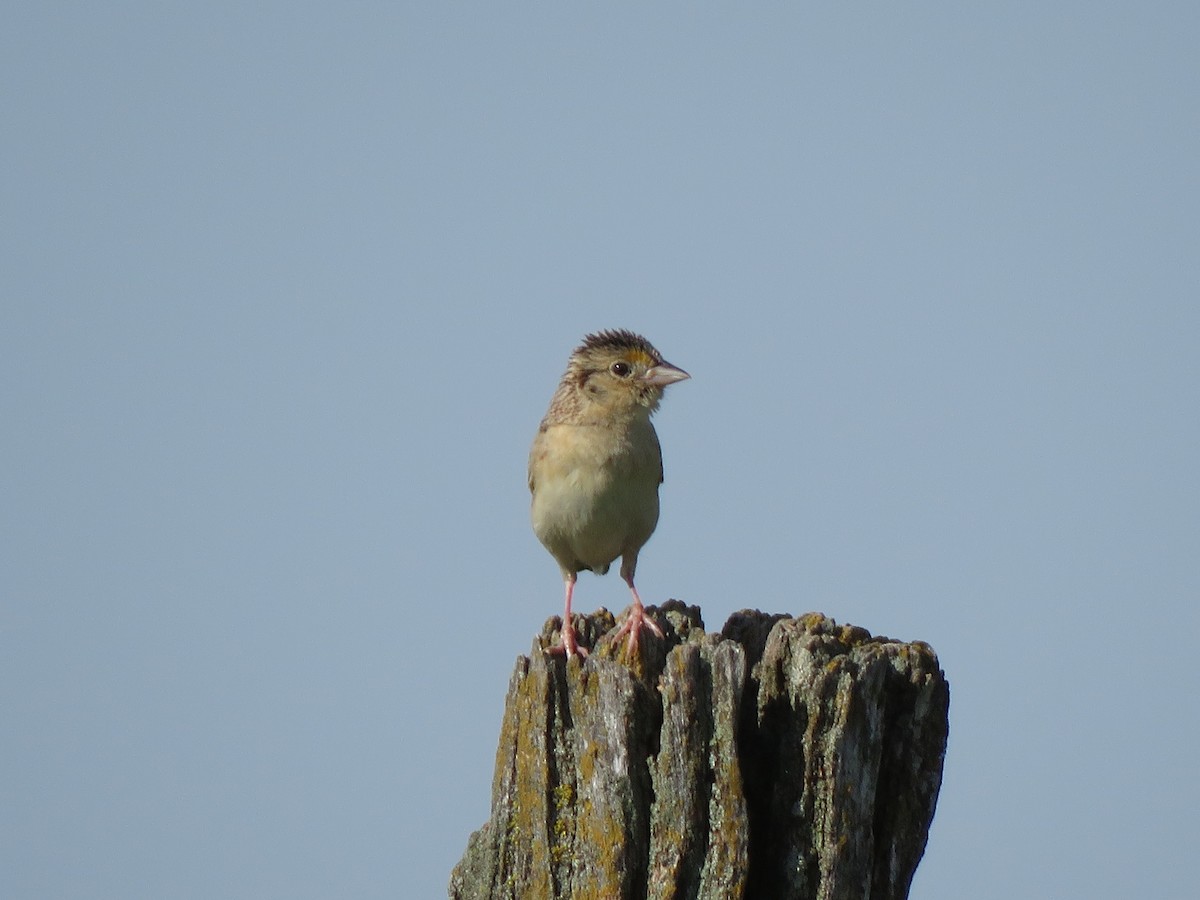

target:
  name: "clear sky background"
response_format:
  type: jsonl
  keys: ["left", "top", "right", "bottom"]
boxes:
{"left": 3, "top": 4, "right": 1197, "bottom": 898}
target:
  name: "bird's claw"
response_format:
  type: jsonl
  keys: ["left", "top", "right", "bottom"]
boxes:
{"left": 612, "top": 605, "right": 663, "bottom": 655}
{"left": 546, "top": 621, "right": 589, "bottom": 659}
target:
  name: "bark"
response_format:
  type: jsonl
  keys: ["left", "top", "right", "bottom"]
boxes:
{"left": 449, "top": 602, "right": 948, "bottom": 900}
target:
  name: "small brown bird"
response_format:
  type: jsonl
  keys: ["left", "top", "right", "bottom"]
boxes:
{"left": 528, "top": 329, "right": 690, "bottom": 658}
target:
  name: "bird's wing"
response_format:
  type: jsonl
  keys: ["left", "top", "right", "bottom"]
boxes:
{"left": 527, "top": 426, "right": 547, "bottom": 494}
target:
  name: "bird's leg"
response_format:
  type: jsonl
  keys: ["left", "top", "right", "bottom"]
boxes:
{"left": 548, "top": 575, "right": 588, "bottom": 658}
{"left": 612, "top": 567, "right": 664, "bottom": 654}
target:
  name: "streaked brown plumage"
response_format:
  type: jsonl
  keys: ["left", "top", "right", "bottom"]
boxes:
{"left": 528, "top": 329, "right": 690, "bottom": 658}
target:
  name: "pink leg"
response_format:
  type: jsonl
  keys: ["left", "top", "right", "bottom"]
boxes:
{"left": 548, "top": 576, "right": 588, "bottom": 659}
{"left": 612, "top": 576, "right": 663, "bottom": 654}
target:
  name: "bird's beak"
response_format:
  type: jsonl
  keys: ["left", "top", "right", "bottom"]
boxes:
{"left": 642, "top": 362, "right": 690, "bottom": 387}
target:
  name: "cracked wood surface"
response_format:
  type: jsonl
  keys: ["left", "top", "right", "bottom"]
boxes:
{"left": 450, "top": 603, "right": 948, "bottom": 900}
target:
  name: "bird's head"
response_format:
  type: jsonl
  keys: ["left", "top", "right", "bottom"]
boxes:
{"left": 565, "top": 329, "right": 690, "bottom": 419}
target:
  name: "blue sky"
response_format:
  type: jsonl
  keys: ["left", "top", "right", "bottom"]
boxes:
{"left": 3, "top": 4, "right": 1198, "bottom": 898}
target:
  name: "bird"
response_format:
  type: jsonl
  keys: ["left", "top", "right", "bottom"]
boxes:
{"left": 528, "top": 329, "right": 690, "bottom": 659}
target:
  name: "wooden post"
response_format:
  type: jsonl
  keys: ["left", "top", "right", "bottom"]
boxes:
{"left": 450, "top": 602, "right": 949, "bottom": 900}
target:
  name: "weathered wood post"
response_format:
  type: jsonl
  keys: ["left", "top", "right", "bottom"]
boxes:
{"left": 450, "top": 602, "right": 949, "bottom": 900}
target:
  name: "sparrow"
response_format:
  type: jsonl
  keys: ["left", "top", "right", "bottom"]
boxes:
{"left": 528, "top": 329, "right": 690, "bottom": 658}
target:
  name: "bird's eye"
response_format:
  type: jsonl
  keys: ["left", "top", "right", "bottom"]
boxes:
{"left": 610, "top": 361, "right": 632, "bottom": 377}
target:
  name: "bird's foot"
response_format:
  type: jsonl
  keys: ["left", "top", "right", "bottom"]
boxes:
{"left": 612, "top": 604, "right": 663, "bottom": 655}
{"left": 546, "top": 619, "right": 589, "bottom": 659}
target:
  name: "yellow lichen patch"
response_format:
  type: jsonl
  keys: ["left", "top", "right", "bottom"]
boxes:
{"left": 553, "top": 782, "right": 575, "bottom": 809}
{"left": 550, "top": 786, "right": 573, "bottom": 867}
{"left": 797, "top": 611, "right": 829, "bottom": 630}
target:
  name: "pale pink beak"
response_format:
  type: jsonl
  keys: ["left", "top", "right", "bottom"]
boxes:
{"left": 642, "top": 362, "right": 690, "bottom": 387}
